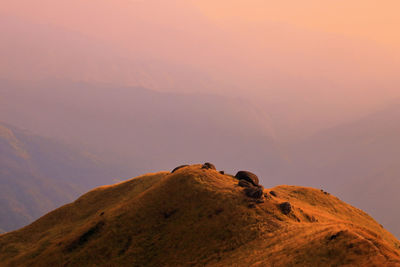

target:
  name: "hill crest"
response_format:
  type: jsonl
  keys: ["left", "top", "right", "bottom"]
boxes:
{"left": 0, "top": 165, "right": 399, "bottom": 266}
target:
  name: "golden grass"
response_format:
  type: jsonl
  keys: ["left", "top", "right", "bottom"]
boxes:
{"left": 0, "top": 165, "right": 399, "bottom": 266}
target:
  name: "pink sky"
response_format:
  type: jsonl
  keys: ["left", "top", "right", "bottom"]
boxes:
{"left": 1, "top": 0, "right": 400, "bottom": 138}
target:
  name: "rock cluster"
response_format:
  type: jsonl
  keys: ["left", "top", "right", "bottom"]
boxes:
{"left": 171, "top": 164, "right": 265, "bottom": 202}
{"left": 236, "top": 171, "right": 264, "bottom": 200}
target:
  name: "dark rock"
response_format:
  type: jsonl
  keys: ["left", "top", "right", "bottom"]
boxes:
{"left": 263, "top": 193, "right": 272, "bottom": 200}
{"left": 270, "top": 191, "right": 277, "bottom": 197}
{"left": 328, "top": 231, "right": 344, "bottom": 241}
{"left": 256, "top": 199, "right": 265, "bottom": 204}
{"left": 163, "top": 209, "right": 178, "bottom": 219}
{"left": 215, "top": 208, "right": 224, "bottom": 215}
{"left": 201, "top": 162, "right": 216, "bottom": 170}
{"left": 244, "top": 186, "right": 264, "bottom": 199}
{"left": 248, "top": 203, "right": 256, "bottom": 208}
{"left": 219, "top": 170, "right": 225, "bottom": 175}
{"left": 321, "top": 189, "right": 330, "bottom": 195}
{"left": 235, "top": 171, "right": 259, "bottom": 186}
{"left": 279, "top": 202, "right": 292, "bottom": 215}
{"left": 238, "top": 179, "right": 252, "bottom": 188}
{"left": 171, "top": 165, "right": 189, "bottom": 173}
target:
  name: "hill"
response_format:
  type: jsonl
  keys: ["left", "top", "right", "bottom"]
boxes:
{"left": 0, "top": 122, "right": 123, "bottom": 232}
{"left": 1, "top": 165, "right": 399, "bottom": 266}
{"left": 286, "top": 102, "right": 400, "bottom": 238}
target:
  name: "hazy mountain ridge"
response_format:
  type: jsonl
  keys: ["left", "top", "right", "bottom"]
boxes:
{"left": 0, "top": 165, "right": 399, "bottom": 266}
{"left": 0, "top": 80, "right": 283, "bottom": 179}
{"left": 0, "top": 122, "right": 122, "bottom": 232}
{"left": 286, "top": 102, "right": 400, "bottom": 238}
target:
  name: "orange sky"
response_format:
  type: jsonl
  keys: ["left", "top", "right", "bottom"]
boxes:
{"left": 1, "top": 0, "right": 400, "bottom": 137}
{"left": 4, "top": 0, "right": 400, "bottom": 48}
{"left": 194, "top": 0, "right": 400, "bottom": 49}
{"left": 2, "top": 0, "right": 399, "bottom": 85}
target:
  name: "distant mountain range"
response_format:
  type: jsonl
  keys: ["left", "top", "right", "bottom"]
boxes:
{"left": 0, "top": 122, "right": 122, "bottom": 232}
{"left": 286, "top": 102, "right": 400, "bottom": 238}
{"left": 0, "top": 165, "right": 399, "bottom": 266}
{"left": 0, "top": 79, "right": 283, "bottom": 178}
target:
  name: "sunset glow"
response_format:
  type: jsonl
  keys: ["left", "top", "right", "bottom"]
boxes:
{"left": 1, "top": 2, "right": 400, "bottom": 256}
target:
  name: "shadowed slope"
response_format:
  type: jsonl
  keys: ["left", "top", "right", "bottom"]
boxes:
{"left": 0, "top": 166, "right": 399, "bottom": 266}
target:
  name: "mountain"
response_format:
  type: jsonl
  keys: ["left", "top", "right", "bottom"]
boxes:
{"left": 0, "top": 122, "right": 123, "bottom": 232}
{"left": 286, "top": 102, "right": 400, "bottom": 238}
{"left": 0, "top": 80, "right": 283, "bottom": 181}
{"left": 1, "top": 165, "right": 399, "bottom": 266}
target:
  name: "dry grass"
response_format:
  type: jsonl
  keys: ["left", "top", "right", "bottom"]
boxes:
{"left": 0, "top": 165, "right": 399, "bottom": 266}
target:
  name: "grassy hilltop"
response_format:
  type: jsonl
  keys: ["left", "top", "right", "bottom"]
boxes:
{"left": 1, "top": 165, "right": 399, "bottom": 266}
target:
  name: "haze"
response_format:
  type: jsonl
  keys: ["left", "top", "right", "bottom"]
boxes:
{"left": 1, "top": 0, "right": 400, "bottom": 237}
{"left": 2, "top": 0, "right": 400, "bottom": 138}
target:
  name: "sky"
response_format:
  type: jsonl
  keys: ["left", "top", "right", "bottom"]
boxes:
{"left": 195, "top": 1, "right": 400, "bottom": 47}
{"left": 1, "top": 0, "right": 400, "bottom": 138}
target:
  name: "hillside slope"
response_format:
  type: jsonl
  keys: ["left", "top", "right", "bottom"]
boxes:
{"left": 1, "top": 165, "right": 399, "bottom": 266}
{"left": 0, "top": 122, "right": 121, "bottom": 232}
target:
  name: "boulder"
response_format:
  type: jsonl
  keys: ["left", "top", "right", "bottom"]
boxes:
{"left": 279, "top": 202, "right": 292, "bottom": 215}
{"left": 171, "top": 165, "right": 189, "bottom": 173}
{"left": 238, "top": 179, "right": 252, "bottom": 188}
{"left": 244, "top": 186, "right": 264, "bottom": 199}
{"left": 201, "top": 162, "right": 216, "bottom": 170}
{"left": 269, "top": 191, "right": 277, "bottom": 197}
{"left": 235, "top": 171, "right": 259, "bottom": 186}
